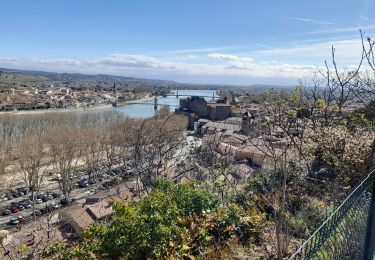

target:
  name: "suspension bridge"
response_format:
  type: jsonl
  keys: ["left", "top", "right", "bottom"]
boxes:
{"left": 122, "top": 91, "right": 220, "bottom": 110}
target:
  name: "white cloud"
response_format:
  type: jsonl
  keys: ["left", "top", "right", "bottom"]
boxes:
{"left": 289, "top": 25, "right": 375, "bottom": 36}
{"left": 208, "top": 53, "right": 240, "bottom": 61}
{"left": 252, "top": 39, "right": 365, "bottom": 65}
{"left": 92, "top": 54, "right": 175, "bottom": 70}
{"left": 0, "top": 53, "right": 318, "bottom": 83}
{"left": 181, "top": 54, "right": 200, "bottom": 60}
{"left": 208, "top": 53, "right": 256, "bottom": 70}
{"left": 359, "top": 15, "right": 370, "bottom": 21}
{"left": 283, "top": 17, "right": 333, "bottom": 25}
{"left": 208, "top": 53, "right": 254, "bottom": 63}
{"left": 0, "top": 37, "right": 368, "bottom": 85}
{"left": 164, "top": 45, "right": 245, "bottom": 54}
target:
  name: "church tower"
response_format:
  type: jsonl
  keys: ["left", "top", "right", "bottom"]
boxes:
{"left": 240, "top": 112, "right": 252, "bottom": 136}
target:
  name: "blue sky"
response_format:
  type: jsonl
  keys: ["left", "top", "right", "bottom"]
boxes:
{"left": 0, "top": 0, "right": 374, "bottom": 85}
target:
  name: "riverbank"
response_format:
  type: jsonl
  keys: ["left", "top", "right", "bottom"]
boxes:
{"left": 0, "top": 95, "right": 154, "bottom": 116}
{"left": 0, "top": 104, "right": 114, "bottom": 116}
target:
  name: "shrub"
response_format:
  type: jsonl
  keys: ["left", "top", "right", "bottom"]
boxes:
{"left": 45, "top": 180, "right": 266, "bottom": 259}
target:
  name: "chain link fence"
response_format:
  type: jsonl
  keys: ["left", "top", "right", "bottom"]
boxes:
{"left": 289, "top": 170, "right": 375, "bottom": 260}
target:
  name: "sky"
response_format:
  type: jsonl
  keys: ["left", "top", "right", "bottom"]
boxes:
{"left": 0, "top": 0, "right": 374, "bottom": 86}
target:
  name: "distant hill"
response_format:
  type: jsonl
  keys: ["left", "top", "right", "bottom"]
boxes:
{"left": 0, "top": 67, "right": 293, "bottom": 90}
{"left": 0, "top": 68, "right": 177, "bottom": 87}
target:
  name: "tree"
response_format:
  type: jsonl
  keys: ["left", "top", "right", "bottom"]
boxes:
{"left": 99, "top": 123, "right": 121, "bottom": 177}
{"left": 119, "top": 114, "right": 188, "bottom": 195}
{"left": 17, "top": 135, "right": 48, "bottom": 218}
{"left": 187, "top": 132, "right": 237, "bottom": 205}
{"left": 80, "top": 128, "right": 103, "bottom": 182}
{"left": 157, "top": 105, "right": 171, "bottom": 118}
{"left": 48, "top": 127, "right": 82, "bottom": 202}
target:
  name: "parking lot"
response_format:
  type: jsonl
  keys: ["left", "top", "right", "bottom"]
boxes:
{"left": 0, "top": 157, "right": 135, "bottom": 228}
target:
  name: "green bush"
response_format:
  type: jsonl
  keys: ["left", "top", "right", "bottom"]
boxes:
{"left": 45, "top": 179, "right": 266, "bottom": 259}
{"left": 42, "top": 243, "right": 67, "bottom": 259}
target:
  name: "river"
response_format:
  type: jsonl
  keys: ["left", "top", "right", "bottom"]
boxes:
{"left": 113, "top": 89, "right": 218, "bottom": 118}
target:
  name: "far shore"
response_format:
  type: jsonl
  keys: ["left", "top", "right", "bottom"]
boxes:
{"left": 0, "top": 96, "right": 154, "bottom": 116}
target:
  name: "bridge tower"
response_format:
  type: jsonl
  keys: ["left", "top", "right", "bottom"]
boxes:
{"left": 176, "top": 90, "right": 179, "bottom": 98}
{"left": 154, "top": 96, "right": 158, "bottom": 110}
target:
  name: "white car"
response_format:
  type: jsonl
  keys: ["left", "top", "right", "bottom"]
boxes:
{"left": 52, "top": 203, "right": 61, "bottom": 209}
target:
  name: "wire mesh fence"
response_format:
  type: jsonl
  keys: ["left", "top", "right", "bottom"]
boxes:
{"left": 289, "top": 170, "right": 375, "bottom": 260}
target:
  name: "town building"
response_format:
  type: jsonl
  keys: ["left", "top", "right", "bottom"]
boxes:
{"left": 177, "top": 96, "right": 232, "bottom": 121}
{"left": 60, "top": 204, "right": 94, "bottom": 235}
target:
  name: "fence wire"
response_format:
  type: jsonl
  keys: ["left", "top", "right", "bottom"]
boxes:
{"left": 289, "top": 170, "right": 375, "bottom": 260}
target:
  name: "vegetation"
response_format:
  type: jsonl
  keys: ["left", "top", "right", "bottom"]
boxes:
{"left": 42, "top": 180, "right": 266, "bottom": 259}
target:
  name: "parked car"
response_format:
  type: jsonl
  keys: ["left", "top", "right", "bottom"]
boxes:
{"left": 35, "top": 198, "right": 43, "bottom": 204}
{"left": 60, "top": 198, "right": 70, "bottom": 206}
{"left": 52, "top": 192, "right": 60, "bottom": 198}
{"left": 2, "top": 209, "right": 11, "bottom": 215}
{"left": 10, "top": 207, "right": 19, "bottom": 213}
{"left": 126, "top": 168, "right": 134, "bottom": 175}
{"left": 112, "top": 168, "right": 121, "bottom": 175}
{"left": 23, "top": 203, "right": 32, "bottom": 209}
{"left": 34, "top": 209, "right": 43, "bottom": 216}
{"left": 78, "top": 179, "right": 89, "bottom": 188}
{"left": 98, "top": 185, "right": 108, "bottom": 190}
{"left": 78, "top": 182, "right": 89, "bottom": 188}
{"left": 51, "top": 203, "right": 61, "bottom": 209}
{"left": 11, "top": 192, "right": 20, "bottom": 198}
{"left": 19, "top": 199, "right": 31, "bottom": 205}
{"left": 17, "top": 205, "right": 25, "bottom": 211}
{"left": 9, "top": 218, "right": 19, "bottom": 225}
{"left": 10, "top": 202, "right": 19, "bottom": 207}
{"left": 41, "top": 196, "right": 50, "bottom": 202}
{"left": 46, "top": 192, "right": 59, "bottom": 199}
{"left": 36, "top": 193, "right": 45, "bottom": 200}
{"left": 19, "top": 199, "right": 32, "bottom": 208}
{"left": 17, "top": 186, "right": 29, "bottom": 194}
{"left": 18, "top": 216, "right": 25, "bottom": 223}
{"left": 50, "top": 174, "right": 62, "bottom": 181}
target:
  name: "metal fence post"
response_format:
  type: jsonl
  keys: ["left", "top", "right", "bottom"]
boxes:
{"left": 363, "top": 178, "right": 375, "bottom": 260}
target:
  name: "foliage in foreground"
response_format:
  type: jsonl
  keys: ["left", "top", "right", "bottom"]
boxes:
{"left": 43, "top": 179, "right": 266, "bottom": 259}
